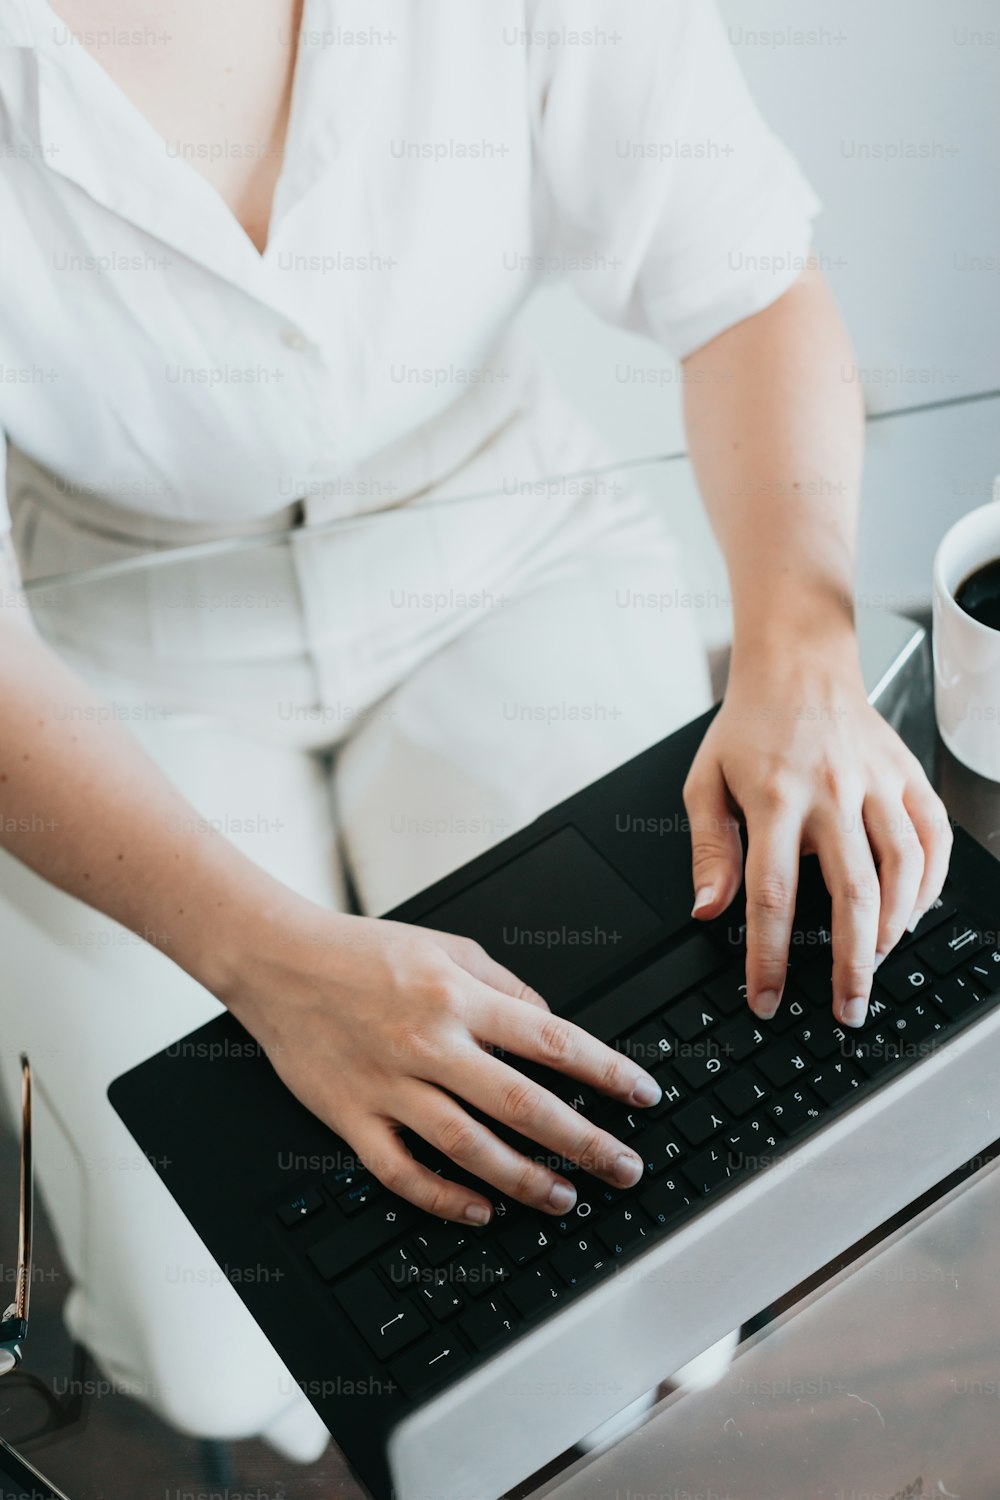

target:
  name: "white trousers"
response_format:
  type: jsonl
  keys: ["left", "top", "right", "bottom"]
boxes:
{"left": 0, "top": 383, "right": 715, "bottom": 1456}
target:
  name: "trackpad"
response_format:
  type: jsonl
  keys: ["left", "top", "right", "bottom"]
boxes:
{"left": 419, "top": 826, "right": 661, "bottom": 1002}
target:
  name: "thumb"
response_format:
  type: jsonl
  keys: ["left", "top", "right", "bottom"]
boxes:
{"left": 683, "top": 762, "right": 744, "bottom": 919}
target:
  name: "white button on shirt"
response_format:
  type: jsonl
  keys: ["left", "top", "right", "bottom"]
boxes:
{"left": 0, "top": 0, "right": 820, "bottom": 530}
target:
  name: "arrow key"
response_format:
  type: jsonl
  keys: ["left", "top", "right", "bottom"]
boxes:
{"left": 334, "top": 1269, "right": 427, "bottom": 1359}
{"left": 389, "top": 1336, "right": 470, "bottom": 1397}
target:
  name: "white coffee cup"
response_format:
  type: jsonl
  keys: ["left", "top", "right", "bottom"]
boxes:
{"left": 933, "top": 498, "right": 1000, "bottom": 780}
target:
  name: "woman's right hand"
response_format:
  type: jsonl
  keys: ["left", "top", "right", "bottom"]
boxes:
{"left": 219, "top": 902, "right": 662, "bottom": 1226}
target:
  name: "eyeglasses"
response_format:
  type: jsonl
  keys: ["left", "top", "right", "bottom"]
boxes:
{"left": 1, "top": 1054, "right": 32, "bottom": 1379}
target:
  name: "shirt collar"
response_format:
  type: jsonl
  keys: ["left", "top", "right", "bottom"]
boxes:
{"left": 3, "top": 0, "right": 387, "bottom": 309}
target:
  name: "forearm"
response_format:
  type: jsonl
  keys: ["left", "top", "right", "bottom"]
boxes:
{"left": 0, "top": 613, "right": 293, "bottom": 997}
{"left": 681, "top": 266, "right": 865, "bottom": 680}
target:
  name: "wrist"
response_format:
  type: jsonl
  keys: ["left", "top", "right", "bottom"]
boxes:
{"left": 166, "top": 836, "right": 302, "bottom": 1010}
{"left": 188, "top": 855, "right": 357, "bottom": 1037}
{"left": 729, "top": 587, "right": 861, "bottom": 689}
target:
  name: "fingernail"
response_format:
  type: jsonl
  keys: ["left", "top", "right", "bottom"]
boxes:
{"left": 631, "top": 1075, "right": 662, "bottom": 1108}
{"left": 874, "top": 951, "right": 887, "bottom": 971}
{"left": 906, "top": 907, "right": 924, "bottom": 933}
{"left": 613, "top": 1153, "right": 643, "bottom": 1187}
{"left": 752, "top": 989, "right": 780, "bottom": 1020}
{"left": 839, "top": 996, "right": 868, "bottom": 1028}
{"left": 691, "top": 885, "right": 716, "bottom": 917}
{"left": 464, "top": 1203, "right": 492, "bottom": 1225}
{"left": 548, "top": 1182, "right": 577, "bottom": 1214}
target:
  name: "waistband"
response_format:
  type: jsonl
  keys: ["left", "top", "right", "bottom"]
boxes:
{"left": 5, "top": 443, "right": 306, "bottom": 548}
{"left": 4, "top": 338, "right": 543, "bottom": 549}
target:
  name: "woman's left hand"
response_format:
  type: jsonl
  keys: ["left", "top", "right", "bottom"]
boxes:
{"left": 682, "top": 646, "right": 952, "bottom": 1029}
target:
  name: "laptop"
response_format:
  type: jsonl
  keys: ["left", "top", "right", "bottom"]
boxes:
{"left": 109, "top": 615, "right": 1000, "bottom": 1500}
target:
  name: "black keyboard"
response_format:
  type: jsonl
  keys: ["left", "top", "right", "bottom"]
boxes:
{"left": 267, "top": 884, "right": 997, "bottom": 1401}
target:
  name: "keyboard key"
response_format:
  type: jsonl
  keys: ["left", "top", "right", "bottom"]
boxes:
{"left": 928, "top": 972, "right": 987, "bottom": 1021}
{"left": 917, "top": 925, "right": 986, "bottom": 976}
{"left": 877, "top": 955, "right": 932, "bottom": 1003}
{"left": 476, "top": 1195, "right": 515, "bottom": 1230}
{"left": 682, "top": 1144, "right": 737, "bottom": 1196}
{"left": 793, "top": 961, "right": 833, "bottom": 1008}
{"left": 574, "top": 935, "right": 726, "bottom": 1043}
{"left": 901, "top": 896, "right": 956, "bottom": 945}
{"left": 639, "top": 1174, "right": 693, "bottom": 1226}
{"left": 624, "top": 1019, "right": 675, "bottom": 1067}
{"left": 308, "top": 1206, "right": 414, "bottom": 1282}
{"left": 663, "top": 994, "right": 721, "bottom": 1042}
{"left": 389, "top": 1336, "right": 469, "bottom": 1397}
{"left": 460, "top": 1295, "right": 518, "bottom": 1352}
{"left": 650, "top": 1070, "right": 686, "bottom": 1113}
{"left": 414, "top": 1274, "right": 465, "bottom": 1322}
{"left": 547, "top": 1079, "right": 600, "bottom": 1120}
{"left": 549, "top": 1179, "right": 603, "bottom": 1232}
{"left": 551, "top": 1234, "right": 609, "bottom": 1289}
{"left": 723, "top": 1116, "right": 781, "bottom": 1170}
{"left": 853, "top": 1024, "right": 902, "bottom": 1076}
{"left": 967, "top": 947, "right": 1000, "bottom": 992}
{"left": 506, "top": 1268, "right": 562, "bottom": 1319}
{"left": 703, "top": 970, "right": 750, "bottom": 1016}
{"left": 769, "top": 989, "right": 809, "bottom": 1034}
{"left": 448, "top": 1245, "right": 509, "bottom": 1297}
{"left": 598, "top": 1203, "right": 652, "bottom": 1258}
{"left": 795, "top": 1018, "right": 849, "bottom": 1061}
{"left": 321, "top": 1163, "right": 364, "bottom": 1198}
{"left": 334, "top": 1268, "right": 428, "bottom": 1359}
{"left": 756, "top": 1041, "right": 812, "bottom": 1091}
{"left": 807, "top": 1058, "right": 864, "bottom": 1107}
{"left": 590, "top": 1100, "right": 643, "bottom": 1137}
{"left": 276, "top": 1188, "right": 324, "bottom": 1228}
{"left": 714, "top": 1012, "right": 769, "bottom": 1063}
{"left": 339, "top": 1180, "right": 381, "bottom": 1215}
{"left": 377, "top": 1242, "right": 423, "bottom": 1294}
{"left": 634, "top": 1122, "right": 685, "bottom": 1175}
{"left": 672, "top": 1044, "right": 729, "bottom": 1091}
{"left": 498, "top": 1220, "right": 554, "bottom": 1266}
{"left": 713, "top": 1071, "right": 769, "bottom": 1119}
{"left": 897, "top": 999, "right": 944, "bottom": 1050}
{"left": 767, "top": 1086, "right": 822, "bottom": 1135}
{"left": 412, "top": 1221, "right": 472, "bottom": 1267}
{"left": 674, "top": 1096, "right": 730, "bottom": 1145}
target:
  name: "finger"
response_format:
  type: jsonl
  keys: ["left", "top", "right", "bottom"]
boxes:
{"left": 809, "top": 806, "right": 881, "bottom": 1029}
{"left": 742, "top": 802, "right": 803, "bottom": 1019}
{"left": 861, "top": 790, "right": 925, "bottom": 962}
{"left": 470, "top": 991, "right": 662, "bottom": 1109}
{"left": 397, "top": 1082, "right": 586, "bottom": 1215}
{"left": 439, "top": 1049, "right": 645, "bottom": 1190}
{"left": 903, "top": 780, "right": 953, "bottom": 925}
{"left": 351, "top": 1119, "right": 496, "bottom": 1226}
{"left": 431, "top": 930, "right": 550, "bottom": 1011}
{"left": 683, "top": 761, "right": 744, "bottom": 918}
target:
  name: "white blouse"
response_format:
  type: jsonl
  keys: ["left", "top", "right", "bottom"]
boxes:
{"left": 0, "top": 0, "right": 820, "bottom": 529}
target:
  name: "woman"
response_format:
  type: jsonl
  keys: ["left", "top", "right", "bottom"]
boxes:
{"left": 0, "top": 0, "right": 950, "bottom": 1467}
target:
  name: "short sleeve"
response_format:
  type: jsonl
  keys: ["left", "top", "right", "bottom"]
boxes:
{"left": 527, "top": 0, "right": 822, "bottom": 358}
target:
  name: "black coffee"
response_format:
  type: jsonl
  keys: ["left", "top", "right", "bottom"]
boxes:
{"left": 955, "top": 558, "right": 1000, "bottom": 630}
